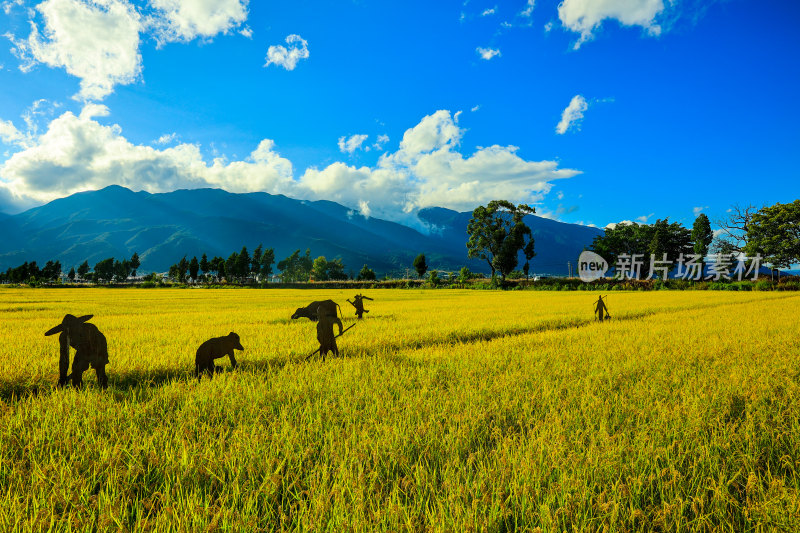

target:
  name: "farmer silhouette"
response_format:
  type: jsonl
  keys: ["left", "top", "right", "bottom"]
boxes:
{"left": 45, "top": 314, "right": 109, "bottom": 389}
{"left": 316, "top": 305, "right": 343, "bottom": 361}
{"left": 594, "top": 295, "right": 610, "bottom": 322}
{"left": 346, "top": 293, "right": 374, "bottom": 319}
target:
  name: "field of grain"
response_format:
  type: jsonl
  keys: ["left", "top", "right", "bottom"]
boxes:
{"left": 0, "top": 288, "right": 798, "bottom": 531}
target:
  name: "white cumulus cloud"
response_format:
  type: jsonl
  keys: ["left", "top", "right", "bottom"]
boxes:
{"left": 481, "top": 6, "right": 496, "bottom": 16}
{"left": 555, "top": 94, "right": 588, "bottom": 134}
{"left": 0, "top": 105, "right": 294, "bottom": 209}
{"left": 265, "top": 34, "right": 309, "bottom": 71}
{"left": 338, "top": 134, "right": 369, "bottom": 154}
{"left": 6, "top": 0, "right": 143, "bottom": 101}
{"left": 476, "top": 46, "right": 501, "bottom": 60}
{"left": 300, "top": 110, "right": 579, "bottom": 226}
{"left": 148, "top": 0, "right": 249, "bottom": 44}
{"left": 558, "top": 0, "right": 665, "bottom": 49}
{"left": 0, "top": 108, "right": 580, "bottom": 229}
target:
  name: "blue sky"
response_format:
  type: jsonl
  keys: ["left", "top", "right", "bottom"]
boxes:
{"left": 0, "top": 0, "right": 797, "bottom": 231}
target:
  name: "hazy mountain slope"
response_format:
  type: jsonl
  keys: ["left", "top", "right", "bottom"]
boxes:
{"left": 0, "top": 186, "right": 602, "bottom": 275}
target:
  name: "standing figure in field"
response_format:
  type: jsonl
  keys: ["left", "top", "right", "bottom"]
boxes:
{"left": 45, "top": 314, "right": 109, "bottom": 389}
{"left": 346, "top": 293, "right": 373, "bottom": 319}
{"left": 594, "top": 295, "right": 610, "bottom": 322}
{"left": 316, "top": 305, "right": 343, "bottom": 361}
{"left": 291, "top": 300, "right": 342, "bottom": 332}
{"left": 195, "top": 332, "right": 244, "bottom": 380}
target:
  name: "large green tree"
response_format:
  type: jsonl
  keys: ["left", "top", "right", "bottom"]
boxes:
{"left": 691, "top": 213, "right": 713, "bottom": 275}
{"left": 311, "top": 256, "right": 330, "bottom": 281}
{"left": 189, "top": 256, "right": 200, "bottom": 281}
{"left": 357, "top": 264, "right": 376, "bottom": 281}
{"left": 692, "top": 214, "right": 713, "bottom": 258}
{"left": 77, "top": 260, "right": 90, "bottom": 280}
{"left": 745, "top": 199, "right": 800, "bottom": 269}
{"left": 466, "top": 200, "right": 535, "bottom": 282}
{"left": 278, "top": 249, "right": 313, "bottom": 282}
{"left": 591, "top": 219, "right": 691, "bottom": 279}
{"left": 236, "top": 247, "right": 250, "bottom": 281}
{"left": 413, "top": 253, "right": 428, "bottom": 279}
{"left": 260, "top": 248, "right": 275, "bottom": 280}
{"left": 94, "top": 258, "right": 115, "bottom": 283}
{"left": 130, "top": 252, "right": 140, "bottom": 277}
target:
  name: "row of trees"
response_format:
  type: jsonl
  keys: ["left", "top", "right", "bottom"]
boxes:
{"left": 0, "top": 254, "right": 141, "bottom": 284}
{"left": 1, "top": 259, "right": 64, "bottom": 283}
{"left": 166, "top": 245, "right": 379, "bottom": 284}
{"left": 588, "top": 199, "right": 800, "bottom": 278}
{"left": 3, "top": 199, "right": 794, "bottom": 285}
{"left": 716, "top": 200, "right": 800, "bottom": 269}
{"left": 167, "top": 245, "right": 276, "bottom": 284}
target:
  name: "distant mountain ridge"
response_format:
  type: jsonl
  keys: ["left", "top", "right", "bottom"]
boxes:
{"left": 0, "top": 186, "right": 602, "bottom": 276}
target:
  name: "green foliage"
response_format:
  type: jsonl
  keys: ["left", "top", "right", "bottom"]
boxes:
{"left": 189, "top": 256, "right": 199, "bottom": 281}
{"left": 113, "top": 259, "right": 131, "bottom": 282}
{"left": 466, "top": 200, "right": 535, "bottom": 281}
{"left": 278, "top": 249, "right": 313, "bottom": 282}
{"left": 457, "top": 266, "right": 474, "bottom": 283}
{"left": 77, "top": 260, "right": 90, "bottom": 280}
{"left": 591, "top": 219, "right": 691, "bottom": 279}
{"left": 236, "top": 247, "right": 250, "bottom": 281}
{"left": 357, "top": 264, "right": 377, "bottom": 281}
{"left": 745, "top": 199, "right": 800, "bottom": 268}
{"left": 130, "top": 252, "right": 140, "bottom": 277}
{"left": 94, "top": 258, "right": 115, "bottom": 283}
{"left": 311, "top": 256, "right": 329, "bottom": 281}
{"left": 259, "top": 248, "right": 275, "bottom": 280}
{"left": 199, "top": 253, "right": 209, "bottom": 275}
{"left": 692, "top": 213, "right": 713, "bottom": 259}
{"left": 225, "top": 253, "right": 238, "bottom": 283}
{"left": 413, "top": 253, "right": 428, "bottom": 279}
{"left": 506, "top": 269, "right": 525, "bottom": 280}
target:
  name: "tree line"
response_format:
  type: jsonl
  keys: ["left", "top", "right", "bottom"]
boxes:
{"left": 0, "top": 254, "right": 141, "bottom": 284}
{"left": 1, "top": 199, "right": 796, "bottom": 285}
{"left": 588, "top": 199, "right": 800, "bottom": 278}
{"left": 166, "top": 245, "right": 379, "bottom": 284}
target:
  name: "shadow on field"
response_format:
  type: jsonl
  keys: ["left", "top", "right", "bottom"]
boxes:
{"left": 0, "top": 358, "right": 296, "bottom": 401}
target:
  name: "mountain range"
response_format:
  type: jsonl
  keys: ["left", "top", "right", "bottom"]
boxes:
{"left": 0, "top": 186, "right": 602, "bottom": 276}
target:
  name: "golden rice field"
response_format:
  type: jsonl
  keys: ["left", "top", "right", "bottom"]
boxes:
{"left": 0, "top": 288, "right": 798, "bottom": 531}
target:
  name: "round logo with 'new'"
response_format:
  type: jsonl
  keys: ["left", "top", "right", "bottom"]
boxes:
{"left": 578, "top": 251, "right": 609, "bottom": 282}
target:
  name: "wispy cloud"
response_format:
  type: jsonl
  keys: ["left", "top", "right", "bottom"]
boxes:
{"left": 520, "top": 0, "right": 534, "bottom": 17}
{"left": 265, "top": 34, "right": 309, "bottom": 70}
{"left": 338, "top": 134, "right": 369, "bottom": 154}
{"left": 555, "top": 95, "right": 588, "bottom": 134}
{"left": 154, "top": 132, "right": 178, "bottom": 145}
{"left": 476, "top": 46, "right": 500, "bottom": 60}
{"left": 372, "top": 134, "right": 389, "bottom": 150}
